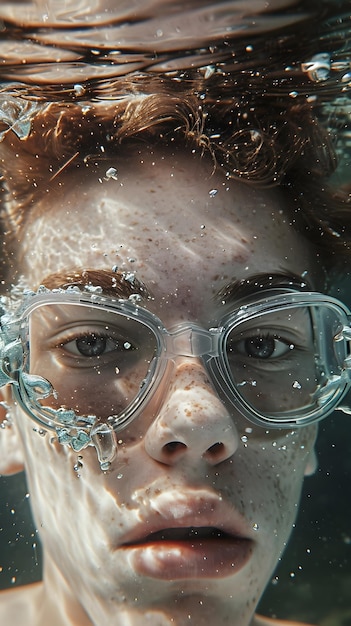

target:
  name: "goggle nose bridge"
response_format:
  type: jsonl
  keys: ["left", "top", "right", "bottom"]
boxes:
{"left": 163, "top": 324, "right": 223, "bottom": 359}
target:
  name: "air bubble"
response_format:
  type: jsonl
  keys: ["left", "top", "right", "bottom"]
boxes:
{"left": 0, "top": 95, "right": 38, "bottom": 141}
{"left": 204, "top": 65, "right": 215, "bottom": 79}
{"left": 292, "top": 380, "right": 302, "bottom": 389}
{"left": 128, "top": 293, "right": 142, "bottom": 303}
{"left": 124, "top": 272, "right": 135, "bottom": 284}
{"left": 91, "top": 423, "right": 117, "bottom": 470}
{"left": 252, "top": 522, "right": 259, "bottom": 531}
{"left": 73, "top": 456, "right": 83, "bottom": 473}
{"left": 105, "top": 167, "right": 118, "bottom": 181}
{"left": 34, "top": 428, "right": 47, "bottom": 437}
{"left": 73, "top": 84, "right": 85, "bottom": 97}
{"left": 301, "top": 53, "right": 331, "bottom": 82}
{"left": 209, "top": 189, "right": 218, "bottom": 197}
{"left": 84, "top": 284, "right": 102, "bottom": 293}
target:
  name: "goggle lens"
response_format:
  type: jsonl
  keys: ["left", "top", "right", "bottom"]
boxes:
{"left": 223, "top": 303, "right": 346, "bottom": 423}
{"left": 26, "top": 302, "right": 159, "bottom": 424}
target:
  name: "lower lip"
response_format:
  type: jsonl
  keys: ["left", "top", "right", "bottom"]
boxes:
{"left": 123, "top": 537, "right": 253, "bottom": 580}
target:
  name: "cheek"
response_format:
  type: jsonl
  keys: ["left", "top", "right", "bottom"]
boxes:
{"left": 226, "top": 429, "right": 316, "bottom": 530}
{"left": 14, "top": 414, "right": 121, "bottom": 571}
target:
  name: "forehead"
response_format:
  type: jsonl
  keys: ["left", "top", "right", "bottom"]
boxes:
{"left": 22, "top": 149, "right": 315, "bottom": 317}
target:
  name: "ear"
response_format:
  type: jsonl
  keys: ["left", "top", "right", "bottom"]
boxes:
{"left": 0, "top": 388, "right": 25, "bottom": 475}
{"left": 304, "top": 446, "right": 318, "bottom": 476}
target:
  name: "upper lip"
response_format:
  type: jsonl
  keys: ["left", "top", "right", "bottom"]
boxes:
{"left": 120, "top": 488, "right": 254, "bottom": 547}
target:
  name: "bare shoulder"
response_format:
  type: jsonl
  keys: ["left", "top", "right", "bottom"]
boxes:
{"left": 0, "top": 582, "right": 42, "bottom": 626}
{"left": 254, "top": 615, "right": 316, "bottom": 626}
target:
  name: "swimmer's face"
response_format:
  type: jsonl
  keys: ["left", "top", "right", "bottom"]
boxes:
{"left": 11, "top": 149, "right": 318, "bottom": 625}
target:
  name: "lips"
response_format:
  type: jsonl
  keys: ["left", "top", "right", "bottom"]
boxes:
{"left": 130, "top": 526, "right": 233, "bottom": 543}
{"left": 119, "top": 490, "right": 255, "bottom": 580}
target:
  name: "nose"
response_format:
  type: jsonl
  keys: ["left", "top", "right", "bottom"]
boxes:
{"left": 144, "top": 360, "right": 239, "bottom": 466}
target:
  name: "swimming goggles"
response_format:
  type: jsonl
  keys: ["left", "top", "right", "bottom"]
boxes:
{"left": 1, "top": 286, "right": 351, "bottom": 469}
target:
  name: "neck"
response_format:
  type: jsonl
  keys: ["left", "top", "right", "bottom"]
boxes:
{"left": 36, "top": 559, "right": 92, "bottom": 626}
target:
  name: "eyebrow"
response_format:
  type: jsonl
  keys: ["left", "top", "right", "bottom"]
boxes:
{"left": 39, "top": 268, "right": 151, "bottom": 300}
{"left": 40, "top": 269, "right": 312, "bottom": 308}
{"left": 214, "top": 271, "right": 313, "bottom": 305}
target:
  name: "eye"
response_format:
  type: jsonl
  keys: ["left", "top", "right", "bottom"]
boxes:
{"left": 230, "top": 334, "right": 293, "bottom": 360}
{"left": 61, "top": 333, "right": 135, "bottom": 358}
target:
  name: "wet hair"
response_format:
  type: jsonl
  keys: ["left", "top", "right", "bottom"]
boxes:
{"left": 0, "top": 71, "right": 350, "bottom": 285}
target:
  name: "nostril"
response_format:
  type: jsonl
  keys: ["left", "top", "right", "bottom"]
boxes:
{"left": 208, "top": 442, "right": 224, "bottom": 454}
{"left": 204, "top": 441, "right": 226, "bottom": 462}
{"left": 163, "top": 441, "right": 187, "bottom": 457}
